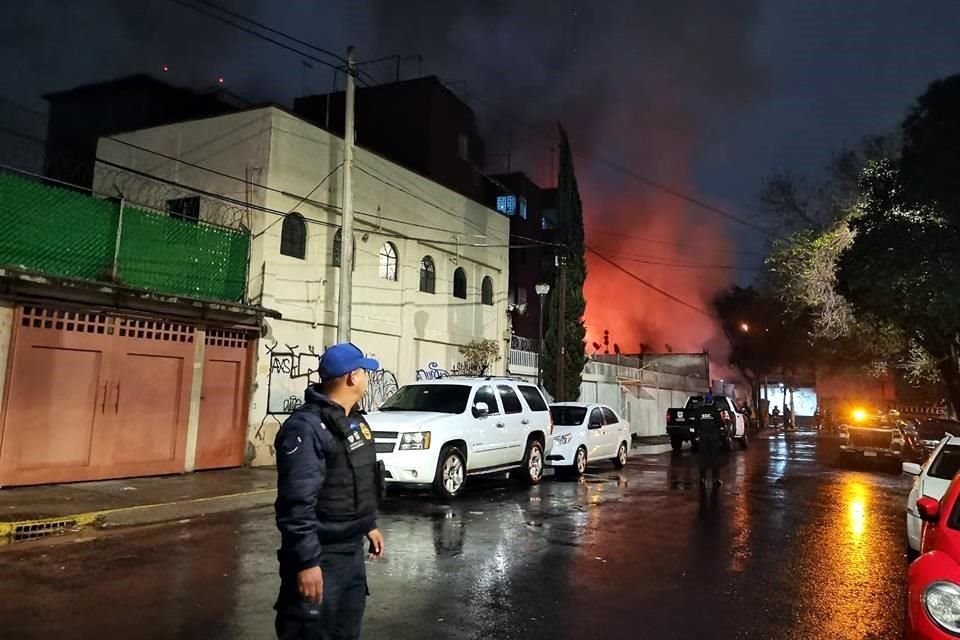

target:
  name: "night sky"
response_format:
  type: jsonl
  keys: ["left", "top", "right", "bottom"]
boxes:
{"left": 4, "top": 0, "right": 960, "bottom": 353}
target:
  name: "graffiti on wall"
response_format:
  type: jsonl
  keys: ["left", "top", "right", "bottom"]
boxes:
{"left": 415, "top": 361, "right": 473, "bottom": 380}
{"left": 263, "top": 341, "right": 398, "bottom": 416}
{"left": 361, "top": 369, "right": 399, "bottom": 413}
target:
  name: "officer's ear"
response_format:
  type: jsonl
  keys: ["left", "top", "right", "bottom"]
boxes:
{"left": 345, "top": 368, "right": 366, "bottom": 388}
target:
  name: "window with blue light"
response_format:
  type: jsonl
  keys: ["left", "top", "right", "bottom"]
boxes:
{"left": 496, "top": 195, "right": 517, "bottom": 216}
{"left": 519, "top": 197, "right": 527, "bottom": 219}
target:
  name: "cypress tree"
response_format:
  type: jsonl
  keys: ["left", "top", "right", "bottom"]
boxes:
{"left": 542, "top": 125, "right": 588, "bottom": 401}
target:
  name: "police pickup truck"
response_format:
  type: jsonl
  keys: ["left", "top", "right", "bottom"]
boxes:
{"left": 666, "top": 394, "right": 748, "bottom": 451}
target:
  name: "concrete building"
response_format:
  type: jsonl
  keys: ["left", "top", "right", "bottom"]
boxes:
{"left": 485, "top": 172, "right": 557, "bottom": 344}
{"left": 294, "top": 76, "right": 486, "bottom": 203}
{"left": 95, "top": 106, "right": 510, "bottom": 466}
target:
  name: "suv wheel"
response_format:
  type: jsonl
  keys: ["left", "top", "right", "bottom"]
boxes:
{"left": 613, "top": 442, "right": 628, "bottom": 469}
{"left": 520, "top": 439, "right": 544, "bottom": 485}
{"left": 433, "top": 446, "right": 466, "bottom": 500}
{"left": 670, "top": 435, "right": 683, "bottom": 451}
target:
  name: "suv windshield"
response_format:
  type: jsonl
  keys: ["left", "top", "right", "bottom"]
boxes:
{"left": 930, "top": 444, "right": 960, "bottom": 480}
{"left": 550, "top": 406, "right": 587, "bottom": 426}
{"left": 378, "top": 384, "right": 470, "bottom": 414}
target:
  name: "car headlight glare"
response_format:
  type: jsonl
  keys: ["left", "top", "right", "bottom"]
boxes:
{"left": 554, "top": 433, "right": 573, "bottom": 445}
{"left": 399, "top": 432, "right": 431, "bottom": 450}
{"left": 923, "top": 581, "right": 960, "bottom": 634}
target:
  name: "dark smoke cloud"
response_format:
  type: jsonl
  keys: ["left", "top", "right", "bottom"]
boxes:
{"left": 366, "top": 0, "right": 768, "bottom": 354}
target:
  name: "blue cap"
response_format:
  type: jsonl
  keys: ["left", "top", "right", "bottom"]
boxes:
{"left": 318, "top": 343, "right": 380, "bottom": 380}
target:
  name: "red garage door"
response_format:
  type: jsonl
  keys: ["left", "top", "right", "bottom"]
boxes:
{"left": 195, "top": 328, "right": 253, "bottom": 470}
{"left": 0, "top": 306, "right": 195, "bottom": 487}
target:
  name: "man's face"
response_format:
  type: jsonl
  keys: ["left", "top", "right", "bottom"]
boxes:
{"left": 350, "top": 367, "right": 369, "bottom": 397}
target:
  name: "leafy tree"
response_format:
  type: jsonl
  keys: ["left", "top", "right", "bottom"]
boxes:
{"left": 542, "top": 125, "right": 588, "bottom": 401}
{"left": 837, "top": 158, "right": 960, "bottom": 412}
{"left": 457, "top": 339, "right": 502, "bottom": 376}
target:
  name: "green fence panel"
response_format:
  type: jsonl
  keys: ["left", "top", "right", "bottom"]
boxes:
{"left": 0, "top": 172, "right": 249, "bottom": 303}
{"left": 0, "top": 173, "right": 117, "bottom": 281}
{"left": 118, "top": 205, "right": 249, "bottom": 302}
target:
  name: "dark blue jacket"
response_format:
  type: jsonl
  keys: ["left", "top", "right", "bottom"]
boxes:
{"left": 274, "top": 386, "right": 379, "bottom": 575}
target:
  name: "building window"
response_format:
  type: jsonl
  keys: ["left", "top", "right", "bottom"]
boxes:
{"left": 517, "top": 286, "right": 528, "bottom": 306}
{"left": 496, "top": 195, "right": 517, "bottom": 216}
{"left": 481, "top": 276, "right": 494, "bottom": 306}
{"left": 419, "top": 256, "right": 436, "bottom": 294}
{"left": 453, "top": 267, "right": 467, "bottom": 300}
{"left": 379, "top": 242, "right": 398, "bottom": 281}
{"left": 167, "top": 196, "right": 200, "bottom": 222}
{"left": 542, "top": 208, "right": 557, "bottom": 229}
{"left": 280, "top": 213, "right": 306, "bottom": 259}
{"left": 519, "top": 197, "right": 527, "bottom": 220}
{"left": 458, "top": 133, "right": 470, "bottom": 161}
{"left": 332, "top": 229, "right": 355, "bottom": 270}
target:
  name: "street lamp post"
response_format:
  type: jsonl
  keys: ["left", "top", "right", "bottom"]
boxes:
{"left": 535, "top": 282, "right": 550, "bottom": 388}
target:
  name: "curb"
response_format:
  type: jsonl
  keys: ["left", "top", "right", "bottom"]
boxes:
{"left": 632, "top": 443, "right": 676, "bottom": 455}
{"left": 0, "top": 488, "right": 276, "bottom": 546}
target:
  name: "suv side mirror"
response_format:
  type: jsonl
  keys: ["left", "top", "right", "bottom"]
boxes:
{"left": 903, "top": 462, "right": 922, "bottom": 476}
{"left": 917, "top": 496, "right": 941, "bottom": 523}
{"left": 473, "top": 402, "right": 490, "bottom": 418}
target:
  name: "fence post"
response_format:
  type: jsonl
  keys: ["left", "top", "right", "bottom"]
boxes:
{"left": 111, "top": 198, "right": 125, "bottom": 282}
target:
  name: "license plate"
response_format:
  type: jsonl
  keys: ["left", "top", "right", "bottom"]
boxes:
{"left": 864, "top": 451, "right": 877, "bottom": 457}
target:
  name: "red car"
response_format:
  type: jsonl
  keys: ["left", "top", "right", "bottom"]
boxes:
{"left": 908, "top": 474, "right": 960, "bottom": 638}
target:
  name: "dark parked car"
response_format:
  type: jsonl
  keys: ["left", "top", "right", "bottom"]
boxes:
{"left": 905, "top": 418, "right": 960, "bottom": 461}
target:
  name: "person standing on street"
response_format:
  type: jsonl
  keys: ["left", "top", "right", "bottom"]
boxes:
{"left": 697, "top": 395, "right": 724, "bottom": 487}
{"left": 274, "top": 343, "right": 386, "bottom": 640}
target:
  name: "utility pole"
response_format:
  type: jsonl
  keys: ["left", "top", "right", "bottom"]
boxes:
{"left": 337, "top": 46, "right": 356, "bottom": 343}
{"left": 555, "top": 256, "right": 567, "bottom": 401}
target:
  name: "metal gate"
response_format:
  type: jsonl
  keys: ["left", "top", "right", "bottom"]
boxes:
{"left": 194, "top": 328, "right": 253, "bottom": 470}
{"left": 0, "top": 306, "right": 195, "bottom": 486}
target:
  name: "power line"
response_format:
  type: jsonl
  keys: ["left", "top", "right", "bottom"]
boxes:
{"left": 446, "top": 85, "right": 773, "bottom": 237}
{"left": 179, "top": 0, "right": 380, "bottom": 87}
{"left": 169, "top": 0, "right": 366, "bottom": 84}
{"left": 585, "top": 246, "right": 717, "bottom": 318}
{"left": 599, "top": 254, "right": 761, "bottom": 271}
{"left": 587, "top": 228, "right": 768, "bottom": 257}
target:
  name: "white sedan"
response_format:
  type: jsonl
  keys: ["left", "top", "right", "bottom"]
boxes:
{"left": 903, "top": 434, "right": 960, "bottom": 556}
{"left": 547, "top": 402, "right": 631, "bottom": 478}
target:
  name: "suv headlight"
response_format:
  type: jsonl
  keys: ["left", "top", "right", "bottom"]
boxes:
{"left": 924, "top": 581, "right": 960, "bottom": 633}
{"left": 554, "top": 433, "right": 573, "bottom": 445}
{"left": 399, "top": 432, "right": 431, "bottom": 450}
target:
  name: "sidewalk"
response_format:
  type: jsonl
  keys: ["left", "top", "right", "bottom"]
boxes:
{"left": 0, "top": 468, "right": 277, "bottom": 546}
{"left": 631, "top": 435, "right": 675, "bottom": 455}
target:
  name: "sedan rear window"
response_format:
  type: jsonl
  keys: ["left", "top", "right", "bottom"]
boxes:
{"left": 518, "top": 385, "right": 549, "bottom": 412}
{"left": 551, "top": 406, "right": 587, "bottom": 426}
{"left": 379, "top": 384, "right": 470, "bottom": 414}
{"left": 929, "top": 444, "right": 960, "bottom": 480}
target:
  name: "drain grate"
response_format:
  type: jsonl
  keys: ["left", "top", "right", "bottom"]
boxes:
{"left": 13, "top": 519, "right": 79, "bottom": 542}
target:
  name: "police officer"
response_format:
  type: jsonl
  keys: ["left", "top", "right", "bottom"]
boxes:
{"left": 697, "top": 394, "right": 723, "bottom": 487}
{"left": 274, "top": 343, "right": 386, "bottom": 640}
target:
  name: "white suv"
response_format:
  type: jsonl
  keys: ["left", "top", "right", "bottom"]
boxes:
{"left": 366, "top": 377, "right": 553, "bottom": 499}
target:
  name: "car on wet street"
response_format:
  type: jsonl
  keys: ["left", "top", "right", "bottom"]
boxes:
{"left": 368, "top": 378, "right": 553, "bottom": 499}
{"left": 838, "top": 409, "right": 908, "bottom": 464}
{"left": 904, "top": 436, "right": 960, "bottom": 557}
{"left": 905, "top": 418, "right": 960, "bottom": 462}
{"left": 907, "top": 473, "right": 960, "bottom": 639}
{"left": 547, "top": 402, "right": 630, "bottom": 478}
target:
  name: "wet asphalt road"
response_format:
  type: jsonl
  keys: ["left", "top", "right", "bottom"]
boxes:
{"left": 0, "top": 430, "right": 911, "bottom": 640}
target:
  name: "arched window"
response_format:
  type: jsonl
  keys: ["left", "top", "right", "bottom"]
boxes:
{"left": 280, "top": 213, "right": 306, "bottom": 259}
{"left": 419, "top": 256, "right": 436, "bottom": 293}
{"left": 379, "top": 242, "right": 398, "bottom": 281}
{"left": 332, "top": 229, "right": 355, "bottom": 270}
{"left": 481, "top": 276, "right": 494, "bottom": 306}
{"left": 453, "top": 267, "right": 467, "bottom": 300}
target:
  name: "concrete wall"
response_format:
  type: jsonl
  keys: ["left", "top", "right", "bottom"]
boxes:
{"left": 510, "top": 352, "right": 706, "bottom": 438}
{"left": 98, "top": 107, "right": 511, "bottom": 466}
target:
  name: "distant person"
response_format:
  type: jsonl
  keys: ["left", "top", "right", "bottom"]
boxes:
{"left": 274, "top": 343, "right": 386, "bottom": 640}
{"left": 772, "top": 405, "right": 781, "bottom": 428}
{"left": 697, "top": 395, "right": 723, "bottom": 487}
{"left": 784, "top": 405, "right": 794, "bottom": 430}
